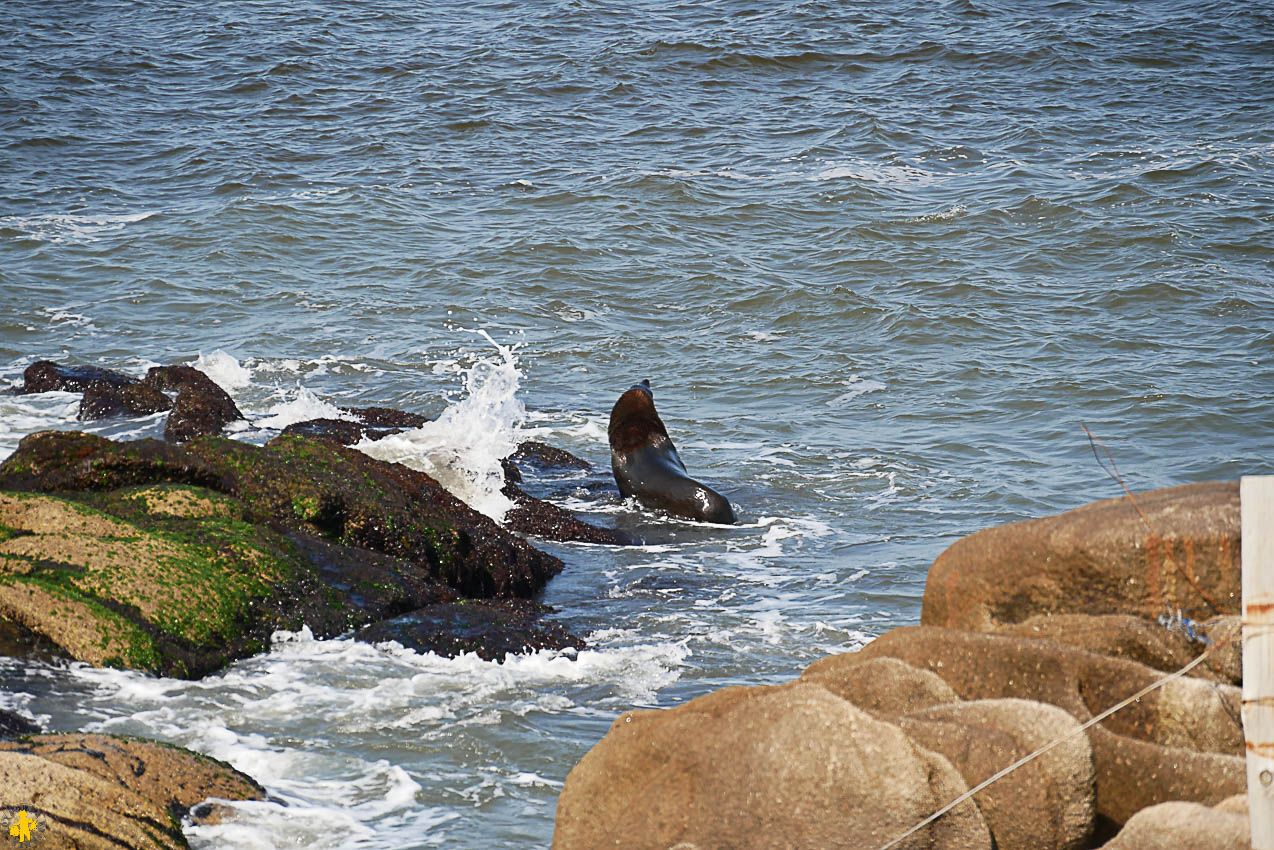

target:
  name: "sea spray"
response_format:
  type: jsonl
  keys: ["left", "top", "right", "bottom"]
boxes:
{"left": 256, "top": 385, "right": 359, "bottom": 430}
{"left": 356, "top": 331, "right": 525, "bottom": 522}
{"left": 191, "top": 349, "right": 253, "bottom": 393}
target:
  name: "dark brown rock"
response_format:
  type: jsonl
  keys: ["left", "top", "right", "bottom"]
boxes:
{"left": 355, "top": 599, "right": 585, "bottom": 661}
{"left": 0, "top": 709, "right": 38, "bottom": 740}
{"left": 510, "top": 440, "right": 592, "bottom": 472}
{"left": 839, "top": 626, "right": 1245, "bottom": 825}
{"left": 78, "top": 381, "right": 173, "bottom": 421}
{"left": 280, "top": 417, "right": 400, "bottom": 445}
{"left": 18, "top": 360, "right": 134, "bottom": 394}
{"left": 0, "top": 431, "right": 227, "bottom": 493}
{"left": 144, "top": 365, "right": 244, "bottom": 442}
{"left": 503, "top": 479, "right": 635, "bottom": 545}
{"left": 922, "top": 482, "right": 1239, "bottom": 632}
{"left": 340, "top": 406, "right": 430, "bottom": 429}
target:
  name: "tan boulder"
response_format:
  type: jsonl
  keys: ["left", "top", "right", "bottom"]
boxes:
{"left": 996, "top": 613, "right": 1237, "bottom": 685}
{"left": 844, "top": 626, "right": 1244, "bottom": 824}
{"left": 921, "top": 482, "right": 1239, "bottom": 632}
{"left": 0, "top": 733, "right": 262, "bottom": 849}
{"left": 553, "top": 680, "right": 991, "bottom": 850}
{"left": 898, "top": 698, "right": 1095, "bottom": 850}
{"left": 1099, "top": 799, "right": 1249, "bottom": 849}
{"left": 801, "top": 655, "right": 959, "bottom": 718}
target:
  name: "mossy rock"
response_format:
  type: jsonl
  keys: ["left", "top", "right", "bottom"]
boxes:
{"left": 0, "top": 431, "right": 564, "bottom": 599}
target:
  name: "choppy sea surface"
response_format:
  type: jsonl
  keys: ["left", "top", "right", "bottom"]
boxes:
{"left": 1, "top": 0, "right": 1272, "bottom": 846}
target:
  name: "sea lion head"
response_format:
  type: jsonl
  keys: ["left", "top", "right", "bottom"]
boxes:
{"left": 608, "top": 379, "right": 669, "bottom": 453}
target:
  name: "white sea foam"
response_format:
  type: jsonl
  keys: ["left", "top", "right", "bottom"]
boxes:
{"left": 254, "top": 386, "right": 357, "bottom": 430}
{"left": 192, "top": 349, "right": 252, "bottom": 393}
{"left": 355, "top": 332, "right": 525, "bottom": 522}
{"left": 50, "top": 624, "right": 688, "bottom": 847}
{"left": 1, "top": 210, "right": 155, "bottom": 243}
{"left": 827, "top": 375, "right": 887, "bottom": 406}
{"left": 0, "top": 391, "right": 81, "bottom": 461}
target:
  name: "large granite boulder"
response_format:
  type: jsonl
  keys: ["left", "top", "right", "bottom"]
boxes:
{"left": 995, "top": 612, "right": 1239, "bottom": 685}
{"left": 553, "top": 680, "right": 992, "bottom": 850}
{"left": 842, "top": 626, "right": 1245, "bottom": 825}
{"left": 1099, "top": 798, "right": 1249, "bottom": 849}
{"left": 0, "top": 733, "right": 262, "bottom": 849}
{"left": 922, "top": 482, "right": 1239, "bottom": 632}
{"left": 898, "top": 699, "right": 1095, "bottom": 850}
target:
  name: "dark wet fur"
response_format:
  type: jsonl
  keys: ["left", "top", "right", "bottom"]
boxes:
{"left": 607, "top": 382, "right": 736, "bottom": 525}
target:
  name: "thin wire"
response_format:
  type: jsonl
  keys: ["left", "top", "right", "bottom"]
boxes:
{"left": 874, "top": 645, "right": 1219, "bottom": 850}
{"left": 1080, "top": 424, "right": 1222, "bottom": 614}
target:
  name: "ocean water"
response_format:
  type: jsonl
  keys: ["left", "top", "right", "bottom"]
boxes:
{"left": 1, "top": 0, "right": 1272, "bottom": 846}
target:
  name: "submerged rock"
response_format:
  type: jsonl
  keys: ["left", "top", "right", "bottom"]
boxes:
{"left": 355, "top": 599, "right": 585, "bottom": 661}
{"left": 280, "top": 405, "right": 432, "bottom": 446}
{"left": 0, "top": 733, "right": 263, "bottom": 849}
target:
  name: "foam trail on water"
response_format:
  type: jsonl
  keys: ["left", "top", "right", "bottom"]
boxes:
{"left": 255, "top": 386, "right": 358, "bottom": 430}
{"left": 356, "top": 331, "right": 524, "bottom": 522}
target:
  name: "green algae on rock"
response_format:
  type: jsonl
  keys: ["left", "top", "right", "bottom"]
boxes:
{"left": 0, "top": 430, "right": 575, "bottom": 677}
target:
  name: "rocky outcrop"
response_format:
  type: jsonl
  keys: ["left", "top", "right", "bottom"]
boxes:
{"left": 144, "top": 365, "right": 245, "bottom": 442}
{"left": 355, "top": 599, "right": 586, "bottom": 661}
{"left": 845, "top": 626, "right": 1245, "bottom": 825}
{"left": 0, "top": 429, "right": 579, "bottom": 676}
{"left": 995, "top": 612, "right": 1238, "bottom": 685}
{"left": 555, "top": 482, "right": 1248, "bottom": 848}
{"left": 921, "top": 481, "right": 1239, "bottom": 632}
{"left": 0, "top": 733, "right": 262, "bottom": 849}
{"left": 15, "top": 361, "right": 135, "bottom": 394}
{"left": 554, "top": 680, "right": 992, "bottom": 850}
{"left": 898, "top": 699, "right": 1094, "bottom": 850}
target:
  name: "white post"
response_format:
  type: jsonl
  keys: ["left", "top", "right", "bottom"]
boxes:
{"left": 1244, "top": 476, "right": 1274, "bottom": 849}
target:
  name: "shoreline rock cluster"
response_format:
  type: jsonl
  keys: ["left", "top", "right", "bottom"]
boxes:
{"left": 553, "top": 481, "right": 1249, "bottom": 850}
{"left": 0, "top": 359, "right": 633, "bottom": 847}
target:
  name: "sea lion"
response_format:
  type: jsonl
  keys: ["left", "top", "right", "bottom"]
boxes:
{"left": 608, "top": 380, "right": 737, "bottom": 525}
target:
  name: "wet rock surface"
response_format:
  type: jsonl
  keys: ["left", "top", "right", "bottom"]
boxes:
{"left": 144, "top": 365, "right": 245, "bottom": 442}
{"left": 0, "top": 428, "right": 585, "bottom": 677}
{"left": 16, "top": 360, "right": 136, "bottom": 394}
{"left": 356, "top": 599, "right": 586, "bottom": 662}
